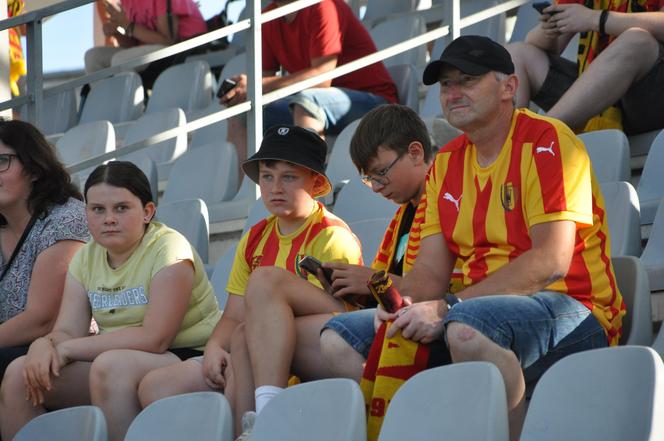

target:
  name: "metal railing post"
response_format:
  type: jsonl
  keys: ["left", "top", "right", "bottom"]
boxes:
{"left": 246, "top": 0, "right": 263, "bottom": 200}
{"left": 447, "top": 0, "right": 461, "bottom": 40}
{"left": 25, "top": 18, "right": 43, "bottom": 126}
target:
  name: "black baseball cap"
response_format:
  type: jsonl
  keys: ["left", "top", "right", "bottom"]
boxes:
{"left": 423, "top": 35, "right": 515, "bottom": 85}
{"left": 242, "top": 125, "right": 332, "bottom": 198}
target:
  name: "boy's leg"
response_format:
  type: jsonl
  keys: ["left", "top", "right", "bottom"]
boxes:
{"left": 244, "top": 267, "right": 345, "bottom": 390}
{"left": 138, "top": 358, "right": 215, "bottom": 408}
{"left": 89, "top": 349, "right": 181, "bottom": 441}
{"left": 0, "top": 357, "right": 92, "bottom": 441}
{"left": 320, "top": 308, "right": 377, "bottom": 382}
{"left": 229, "top": 324, "right": 255, "bottom": 437}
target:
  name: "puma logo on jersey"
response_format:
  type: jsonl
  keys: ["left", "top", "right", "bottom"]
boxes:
{"left": 443, "top": 192, "right": 462, "bottom": 212}
{"left": 535, "top": 141, "right": 556, "bottom": 156}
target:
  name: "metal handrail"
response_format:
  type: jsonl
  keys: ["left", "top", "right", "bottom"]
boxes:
{"left": 2, "top": 0, "right": 531, "bottom": 176}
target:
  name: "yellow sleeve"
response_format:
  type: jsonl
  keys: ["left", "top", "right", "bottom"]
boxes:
{"left": 306, "top": 225, "right": 363, "bottom": 288}
{"left": 225, "top": 231, "right": 251, "bottom": 296}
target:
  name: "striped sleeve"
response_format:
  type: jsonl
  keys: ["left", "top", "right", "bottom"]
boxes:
{"left": 524, "top": 120, "right": 594, "bottom": 228}
{"left": 225, "top": 230, "right": 252, "bottom": 296}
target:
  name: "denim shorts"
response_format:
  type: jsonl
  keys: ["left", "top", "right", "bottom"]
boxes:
{"left": 445, "top": 291, "right": 608, "bottom": 383}
{"left": 262, "top": 87, "right": 389, "bottom": 135}
{"left": 323, "top": 291, "right": 607, "bottom": 384}
{"left": 323, "top": 308, "right": 377, "bottom": 359}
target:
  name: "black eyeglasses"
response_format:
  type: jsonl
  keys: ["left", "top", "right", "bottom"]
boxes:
{"left": 0, "top": 154, "right": 17, "bottom": 173}
{"left": 360, "top": 153, "right": 404, "bottom": 186}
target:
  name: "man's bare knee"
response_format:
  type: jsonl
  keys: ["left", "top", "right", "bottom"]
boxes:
{"left": 320, "top": 329, "right": 365, "bottom": 380}
{"left": 446, "top": 321, "right": 484, "bottom": 361}
{"left": 601, "top": 28, "right": 659, "bottom": 68}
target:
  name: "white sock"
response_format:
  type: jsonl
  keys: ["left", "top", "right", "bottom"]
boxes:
{"left": 255, "top": 385, "right": 284, "bottom": 414}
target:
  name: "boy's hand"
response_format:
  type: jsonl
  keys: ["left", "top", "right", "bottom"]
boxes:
{"left": 202, "top": 345, "right": 230, "bottom": 390}
{"left": 323, "top": 262, "right": 374, "bottom": 299}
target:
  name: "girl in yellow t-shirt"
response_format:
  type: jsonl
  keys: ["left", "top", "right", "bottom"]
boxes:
{"left": 0, "top": 161, "right": 221, "bottom": 441}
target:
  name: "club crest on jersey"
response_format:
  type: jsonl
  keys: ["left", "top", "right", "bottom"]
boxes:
{"left": 250, "top": 255, "right": 262, "bottom": 271}
{"left": 500, "top": 183, "right": 516, "bottom": 211}
{"left": 295, "top": 254, "right": 308, "bottom": 279}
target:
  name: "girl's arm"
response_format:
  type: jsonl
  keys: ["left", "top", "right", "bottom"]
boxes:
{"left": 56, "top": 260, "right": 195, "bottom": 362}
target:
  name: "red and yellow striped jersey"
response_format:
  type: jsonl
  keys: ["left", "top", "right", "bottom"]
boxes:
{"left": 227, "top": 201, "right": 363, "bottom": 296}
{"left": 421, "top": 109, "right": 624, "bottom": 345}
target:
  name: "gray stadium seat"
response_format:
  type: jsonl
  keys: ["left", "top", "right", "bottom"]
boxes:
{"left": 420, "top": 82, "right": 442, "bottom": 119}
{"left": 120, "top": 107, "right": 187, "bottom": 179}
{"left": 386, "top": 64, "right": 420, "bottom": 113}
{"left": 509, "top": 0, "right": 540, "bottom": 43}
{"left": 208, "top": 177, "right": 258, "bottom": 223}
{"left": 325, "top": 118, "right": 362, "bottom": 191}
{"left": 20, "top": 88, "right": 78, "bottom": 136}
{"left": 600, "top": 181, "right": 641, "bottom": 257}
{"left": 209, "top": 244, "right": 237, "bottom": 309}
{"left": 56, "top": 120, "right": 115, "bottom": 167}
{"left": 348, "top": 217, "right": 393, "bottom": 266}
{"left": 189, "top": 101, "right": 229, "bottom": 150}
{"left": 333, "top": 177, "right": 398, "bottom": 223}
{"left": 579, "top": 129, "right": 630, "bottom": 183}
{"left": 157, "top": 199, "right": 210, "bottom": 264}
{"left": 637, "top": 129, "right": 664, "bottom": 225}
{"left": 14, "top": 406, "right": 107, "bottom": 441}
{"left": 653, "top": 325, "right": 664, "bottom": 361}
{"left": 161, "top": 141, "right": 239, "bottom": 211}
{"left": 641, "top": 199, "right": 664, "bottom": 291}
{"left": 612, "top": 256, "right": 653, "bottom": 346}
{"left": 124, "top": 392, "right": 232, "bottom": 441}
{"left": 146, "top": 60, "right": 213, "bottom": 117}
{"left": 521, "top": 346, "right": 664, "bottom": 441}
{"left": 79, "top": 72, "right": 144, "bottom": 125}
{"left": 362, "top": 0, "right": 417, "bottom": 28}
{"left": 378, "top": 362, "right": 508, "bottom": 441}
{"left": 250, "top": 379, "right": 366, "bottom": 441}
{"left": 370, "top": 15, "right": 427, "bottom": 68}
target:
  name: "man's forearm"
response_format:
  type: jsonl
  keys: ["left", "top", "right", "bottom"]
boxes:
{"left": 457, "top": 248, "right": 566, "bottom": 300}
{"left": 262, "top": 66, "right": 334, "bottom": 93}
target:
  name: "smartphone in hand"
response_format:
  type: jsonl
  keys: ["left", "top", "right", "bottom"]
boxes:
{"left": 298, "top": 255, "right": 334, "bottom": 286}
{"left": 532, "top": 1, "right": 552, "bottom": 14}
{"left": 216, "top": 79, "right": 237, "bottom": 99}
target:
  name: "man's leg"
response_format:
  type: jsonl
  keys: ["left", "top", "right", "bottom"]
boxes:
{"left": 290, "top": 87, "right": 388, "bottom": 137}
{"left": 547, "top": 28, "right": 660, "bottom": 131}
{"left": 506, "top": 41, "right": 554, "bottom": 108}
{"left": 320, "top": 308, "right": 377, "bottom": 382}
{"left": 244, "top": 267, "right": 346, "bottom": 398}
{"left": 444, "top": 292, "right": 607, "bottom": 441}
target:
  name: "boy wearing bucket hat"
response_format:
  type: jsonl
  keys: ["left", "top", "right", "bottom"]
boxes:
{"left": 137, "top": 125, "right": 362, "bottom": 431}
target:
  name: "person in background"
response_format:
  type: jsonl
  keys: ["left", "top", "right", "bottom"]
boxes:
{"left": 220, "top": 0, "right": 398, "bottom": 165}
{"left": 507, "top": 0, "right": 664, "bottom": 134}
{"left": 83, "top": 0, "right": 207, "bottom": 73}
{"left": 0, "top": 119, "right": 89, "bottom": 379}
{"left": 0, "top": 161, "right": 221, "bottom": 441}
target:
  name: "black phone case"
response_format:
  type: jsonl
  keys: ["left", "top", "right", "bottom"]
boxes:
{"left": 216, "top": 79, "right": 237, "bottom": 98}
{"left": 532, "top": 1, "right": 551, "bottom": 14}
{"left": 299, "top": 256, "right": 333, "bottom": 284}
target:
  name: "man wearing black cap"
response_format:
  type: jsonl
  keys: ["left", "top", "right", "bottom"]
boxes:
{"left": 369, "top": 35, "right": 623, "bottom": 439}
{"left": 137, "top": 125, "right": 362, "bottom": 438}
{"left": 507, "top": 2, "right": 664, "bottom": 134}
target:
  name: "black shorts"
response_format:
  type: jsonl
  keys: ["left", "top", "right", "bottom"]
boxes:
{"left": 170, "top": 347, "right": 204, "bottom": 361}
{"left": 532, "top": 42, "right": 664, "bottom": 135}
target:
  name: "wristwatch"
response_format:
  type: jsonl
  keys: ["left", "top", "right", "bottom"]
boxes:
{"left": 445, "top": 293, "right": 462, "bottom": 310}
